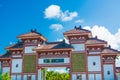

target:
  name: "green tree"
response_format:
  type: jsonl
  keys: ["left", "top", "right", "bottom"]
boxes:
{"left": 2, "top": 72, "right": 11, "bottom": 80}
{"left": 46, "top": 71, "right": 70, "bottom": 80}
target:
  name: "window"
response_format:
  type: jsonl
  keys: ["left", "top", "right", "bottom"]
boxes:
{"left": 93, "top": 62, "right": 96, "bottom": 66}
{"left": 77, "top": 76, "right": 80, "bottom": 80}
{"left": 72, "top": 44, "right": 85, "bottom": 51}
{"left": 16, "top": 64, "right": 18, "bottom": 68}
{"left": 107, "top": 71, "right": 110, "bottom": 75}
{"left": 27, "top": 76, "right": 31, "bottom": 80}
{"left": 77, "top": 75, "right": 81, "bottom": 80}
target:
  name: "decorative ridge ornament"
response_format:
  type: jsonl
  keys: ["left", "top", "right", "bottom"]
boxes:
{"left": 95, "top": 36, "right": 97, "bottom": 39}
{"left": 109, "top": 45, "right": 111, "bottom": 48}
{"left": 31, "top": 29, "right": 37, "bottom": 32}
{"left": 74, "top": 25, "right": 82, "bottom": 30}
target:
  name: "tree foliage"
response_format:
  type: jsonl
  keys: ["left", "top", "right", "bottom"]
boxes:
{"left": 2, "top": 72, "right": 11, "bottom": 80}
{"left": 46, "top": 71, "right": 70, "bottom": 80}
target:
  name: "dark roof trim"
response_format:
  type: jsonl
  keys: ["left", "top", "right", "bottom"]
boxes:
{"left": 0, "top": 51, "right": 11, "bottom": 58}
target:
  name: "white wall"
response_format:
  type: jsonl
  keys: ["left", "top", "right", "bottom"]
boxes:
{"left": 17, "top": 75, "right": 21, "bottom": 80}
{"left": 82, "top": 74, "right": 86, "bottom": 80}
{"left": 38, "top": 69, "right": 41, "bottom": 80}
{"left": 11, "top": 75, "right": 16, "bottom": 80}
{"left": 24, "top": 46, "right": 36, "bottom": 53}
{"left": 104, "top": 64, "right": 114, "bottom": 80}
{"left": 23, "top": 75, "right": 27, "bottom": 80}
{"left": 72, "top": 74, "right": 86, "bottom": 80}
{"left": 72, "top": 74, "right": 76, "bottom": 80}
{"left": 2, "top": 67, "right": 10, "bottom": 74}
{"left": 11, "top": 75, "right": 22, "bottom": 80}
{"left": 12, "top": 59, "right": 22, "bottom": 73}
{"left": 96, "top": 74, "right": 102, "bottom": 80}
{"left": 88, "top": 74, "right": 94, "bottom": 80}
{"left": 12, "top": 55, "right": 22, "bottom": 58}
{"left": 38, "top": 58, "right": 70, "bottom": 64}
{"left": 89, "top": 52, "right": 101, "bottom": 54}
{"left": 32, "top": 75, "right": 36, "bottom": 80}
{"left": 64, "top": 58, "right": 70, "bottom": 63}
{"left": 72, "top": 44, "right": 85, "bottom": 51}
{"left": 88, "top": 74, "right": 102, "bottom": 80}
{"left": 88, "top": 56, "right": 101, "bottom": 71}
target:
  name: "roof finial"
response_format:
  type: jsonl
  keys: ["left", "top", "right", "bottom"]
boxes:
{"left": 79, "top": 25, "right": 82, "bottom": 29}
{"left": 95, "top": 36, "right": 97, "bottom": 39}
{"left": 31, "top": 29, "right": 33, "bottom": 32}
{"left": 31, "top": 28, "right": 37, "bottom": 32}
{"left": 34, "top": 28, "right": 36, "bottom": 32}
{"left": 109, "top": 45, "right": 111, "bottom": 48}
{"left": 74, "top": 26, "right": 77, "bottom": 29}
{"left": 62, "top": 39, "right": 65, "bottom": 43}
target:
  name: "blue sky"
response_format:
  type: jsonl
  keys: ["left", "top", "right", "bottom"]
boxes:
{"left": 0, "top": 0, "right": 120, "bottom": 54}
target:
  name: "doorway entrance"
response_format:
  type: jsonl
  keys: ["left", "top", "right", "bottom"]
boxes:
{"left": 39, "top": 67, "right": 70, "bottom": 80}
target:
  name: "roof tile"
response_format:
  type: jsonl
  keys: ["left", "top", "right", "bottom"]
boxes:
{"left": 64, "top": 26, "right": 91, "bottom": 34}
{"left": 86, "top": 37, "right": 107, "bottom": 44}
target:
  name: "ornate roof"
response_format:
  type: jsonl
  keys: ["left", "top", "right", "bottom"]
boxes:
{"left": 18, "top": 29, "right": 47, "bottom": 41}
{"left": 102, "top": 45, "right": 119, "bottom": 54}
{"left": 34, "top": 40, "right": 73, "bottom": 51}
{"left": 86, "top": 36, "right": 107, "bottom": 45}
{"left": 6, "top": 41, "right": 23, "bottom": 50}
{"left": 64, "top": 26, "right": 91, "bottom": 35}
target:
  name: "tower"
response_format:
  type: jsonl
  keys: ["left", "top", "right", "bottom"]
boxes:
{"left": 64, "top": 26, "right": 92, "bottom": 80}
{"left": 63, "top": 26, "right": 118, "bottom": 80}
{"left": 17, "top": 29, "right": 47, "bottom": 80}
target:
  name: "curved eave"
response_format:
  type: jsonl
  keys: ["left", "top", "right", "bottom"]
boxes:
{"left": 85, "top": 43, "right": 107, "bottom": 47}
{"left": 34, "top": 48, "right": 73, "bottom": 52}
{"left": 64, "top": 32, "right": 91, "bottom": 36}
{"left": 18, "top": 36, "right": 47, "bottom": 41}
{"left": 6, "top": 48, "right": 23, "bottom": 51}
{"left": 64, "top": 33, "right": 92, "bottom": 40}
{"left": 0, "top": 58, "right": 11, "bottom": 60}
{"left": 101, "top": 53, "right": 118, "bottom": 56}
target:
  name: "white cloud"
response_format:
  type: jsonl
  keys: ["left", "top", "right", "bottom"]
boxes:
{"left": 56, "top": 38, "right": 63, "bottom": 41}
{"left": 9, "top": 42, "right": 16, "bottom": 45}
{"left": 75, "top": 19, "right": 84, "bottom": 23}
{"left": 44, "top": 5, "right": 78, "bottom": 21}
{"left": 44, "top": 5, "right": 61, "bottom": 18}
{"left": 50, "top": 24, "right": 63, "bottom": 31}
{"left": 61, "top": 10, "right": 78, "bottom": 21}
{"left": 84, "top": 25, "right": 120, "bottom": 66}
{"left": 47, "top": 67, "right": 68, "bottom": 73}
{"left": 84, "top": 25, "right": 120, "bottom": 50}
{"left": 56, "top": 38, "right": 69, "bottom": 44}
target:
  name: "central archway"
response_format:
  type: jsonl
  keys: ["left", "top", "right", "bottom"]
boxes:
{"left": 39, "top": 67, "right": 70, "bottom": 80}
